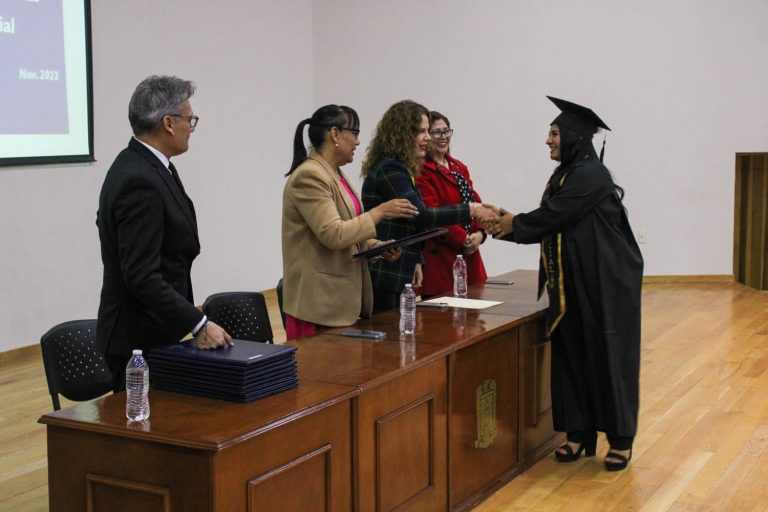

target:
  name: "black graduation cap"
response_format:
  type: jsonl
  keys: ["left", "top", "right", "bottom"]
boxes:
{"left": 547, "top": 96, "right": 611, "bottom": 161}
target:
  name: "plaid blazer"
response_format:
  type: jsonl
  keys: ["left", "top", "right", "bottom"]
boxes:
{"left": 361, "top": 158, "right": 471, "bottom": 294}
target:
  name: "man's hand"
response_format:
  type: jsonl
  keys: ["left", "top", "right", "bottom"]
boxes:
{"left": 194, "top": 320, "right": 233, "bottom": 349}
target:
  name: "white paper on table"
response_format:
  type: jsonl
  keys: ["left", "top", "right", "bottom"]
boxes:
{"left": 421, "top": 297, "right": 503, "bottom": 310}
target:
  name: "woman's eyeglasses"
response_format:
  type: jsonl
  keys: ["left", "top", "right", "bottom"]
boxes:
{"left": 337, "top": 127, "right": 360, "bottom": 138}
{"left": 429, "top": 128, "right": 453, "bottom": 139}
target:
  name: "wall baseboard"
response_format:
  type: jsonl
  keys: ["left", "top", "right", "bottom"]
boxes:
{"left": 0, "top": 343, "right": 41, "bottom": 365}
{"left": 643, "top": 274, "right": 734, "bottom": 284}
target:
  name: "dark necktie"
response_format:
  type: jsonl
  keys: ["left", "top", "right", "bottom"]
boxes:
{"left": 168, "top": 162, "right": 186, "bottom": 195}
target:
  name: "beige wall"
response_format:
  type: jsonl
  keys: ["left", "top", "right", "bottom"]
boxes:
{"left": 2, "top": 0, "right": 767, "bottom": 351}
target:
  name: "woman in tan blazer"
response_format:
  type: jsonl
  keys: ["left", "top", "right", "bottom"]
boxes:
{"left": 282, "top": 105, "right": 418, "bottom": 340}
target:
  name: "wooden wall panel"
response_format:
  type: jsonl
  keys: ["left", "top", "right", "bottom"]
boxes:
{"left": 734, "top": 153, "right": 768, "bottom": 290}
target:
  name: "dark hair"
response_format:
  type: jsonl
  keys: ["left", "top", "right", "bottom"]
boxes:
{"left": 429, "top": 110, "right": 450, "bottom": 127}
{"left": 286, "top": 105, "right": 360, "bottom": 176}
{"left": 426, "top": 110, "right": 451, "bottom": 161}
{"left": 361, "top": 100, "right": 429, "bottom": 177}
{"left": 128, "top": 75, "right": 196, "bottom": 135}
{"left": 554, "top": 123, "right": 625, "bottom": 200}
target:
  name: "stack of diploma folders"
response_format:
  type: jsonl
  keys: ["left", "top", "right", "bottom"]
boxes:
{"left": 148, "top": 340, "right": 298, "bottom": 403}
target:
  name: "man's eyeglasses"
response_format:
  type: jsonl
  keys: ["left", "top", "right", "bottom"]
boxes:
{"left": 169, "top": 114, "right": 199, "bottom": 128}
{"left": 337, "top": 127, "right": 360, "bottom": 138}
{"left": 429, "top": 128, "right": 453, "bottom": 139}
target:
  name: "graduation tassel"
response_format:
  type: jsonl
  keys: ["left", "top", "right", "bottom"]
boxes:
{"left": 599, "top": 133, "right": 606, "bottom": 162}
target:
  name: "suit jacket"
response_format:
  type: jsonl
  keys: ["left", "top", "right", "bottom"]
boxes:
{"left": 282, "top": 151, "right": 378, "bottom": 326}
{"left": 361, "top": 157, "right": 471, "bottom": 296}
{"left": 96, "top": 138, "right": 204, "bottom": 358}
{"left": 416, "top": 155, "right": 487, "bottom": 296}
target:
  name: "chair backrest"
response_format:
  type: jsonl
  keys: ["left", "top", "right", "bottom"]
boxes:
{"left": 276, "top": 278, "right": 286, "bottom": 328}
{"left": 40, "top": 319, "right": 113, "bottom": 411}
{"left": 202, "top": 292, "right": 274, "bottom": 343}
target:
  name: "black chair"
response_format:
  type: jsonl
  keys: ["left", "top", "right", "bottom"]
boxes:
{"left": 276, "top": 278, "right": 286, "bottom": 328}
{"left": 40, "top": 319, "right": 113, "bottom": 411}
{"left": 202, "top": 292, "right": 274, "bottom": 343}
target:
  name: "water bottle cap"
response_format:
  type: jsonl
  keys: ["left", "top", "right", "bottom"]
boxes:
{"left": 405, "top": 283, "right": 412, "bottom": 288}
{"left": 457, "top": 255, "right": 464, "bottom": 259}
{"left": 132, "top": 349, "right": 142, "bottom": 355}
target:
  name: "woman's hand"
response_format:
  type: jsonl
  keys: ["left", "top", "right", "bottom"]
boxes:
{"left": 470, "top": 202, "right": 499, "bottom": 224}
{"left": 371, "top": 199, "right": 419, "bottom": 223}
{"left": 463, "top": 231, "right": 483, "bottom": 254}
{"left": 412, "top": 263, "right": 423, "bottom": 288}
{"left": 381, "top": 246, "right": 403, "bottom": 262}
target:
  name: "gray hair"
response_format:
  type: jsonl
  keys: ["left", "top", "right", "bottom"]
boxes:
{"left": 128, "top": 75, "right": 196, "bottom": 135}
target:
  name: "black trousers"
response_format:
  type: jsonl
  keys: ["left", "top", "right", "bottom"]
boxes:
{"left": 106, "top": 354, "right": 129, "bottom": 392}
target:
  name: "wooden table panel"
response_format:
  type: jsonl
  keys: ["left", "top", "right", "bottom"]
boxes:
{"left": 357, "top": 358, "right": 448, "bottom": 512}
{"left": 41, "top": 383, "right": 357, "bottom": 512}
{"left": 448, "top": 329, "right": 521, "bottom": 511}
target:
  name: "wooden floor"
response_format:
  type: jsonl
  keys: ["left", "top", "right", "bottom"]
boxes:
{"left": 2, "top": 284, "right": 767, "bottom": 511}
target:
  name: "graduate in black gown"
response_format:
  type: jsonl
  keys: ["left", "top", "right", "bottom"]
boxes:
{"left": 489, "top": 97, "right": 643, "bottom": 471}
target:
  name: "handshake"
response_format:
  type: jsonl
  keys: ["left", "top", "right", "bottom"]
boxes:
{"left": 469, "top": 203, "right": 515, "bottom": 239}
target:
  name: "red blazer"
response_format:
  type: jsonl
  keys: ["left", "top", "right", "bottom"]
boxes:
{"left": 416, "top": 155, "right": 487, "bottom": 296}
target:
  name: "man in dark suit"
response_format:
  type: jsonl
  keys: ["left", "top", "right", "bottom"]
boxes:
{"left": 97, "top": 75, "right": 232, "bottom": 391}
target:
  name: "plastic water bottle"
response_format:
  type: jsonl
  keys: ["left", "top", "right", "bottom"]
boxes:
{"left": 126, "top": 349, "right": 150, "bottom": 421}
{"left": 399, "top": 283, "right": 416, "bottom": 335}
{"left": 453, "top": 254, "right": 468, "bottom": 298}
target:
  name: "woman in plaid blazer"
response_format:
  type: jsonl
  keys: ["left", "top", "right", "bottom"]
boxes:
{"left": 361, "top": 100, "right": 497, "bottom": 313}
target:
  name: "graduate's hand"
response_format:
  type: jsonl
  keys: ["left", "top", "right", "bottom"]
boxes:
{"left": 488, "top": 210, "right": 515, "bottom": 239}
{"left": 194, "top": 321, "right": 234, "bottom": 349}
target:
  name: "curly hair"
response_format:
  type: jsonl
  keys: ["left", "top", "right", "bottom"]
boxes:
{"left": 361, "top": 100, "right": 429, "bottom": 177}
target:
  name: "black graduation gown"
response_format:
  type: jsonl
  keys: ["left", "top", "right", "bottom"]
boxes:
{"left": 508, "top": 159, "right": 643, "bottom": 438}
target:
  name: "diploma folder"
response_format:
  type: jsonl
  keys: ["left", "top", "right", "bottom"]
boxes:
{"left": 353, "top": 228, "right": 448, "bottom": 259}
{"left": 148, "top": 340, "right": 298, "bottom": 403}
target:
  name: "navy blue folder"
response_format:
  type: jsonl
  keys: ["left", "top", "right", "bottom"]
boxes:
{"left": 148, "top": 340, "right": 299, "bottom": 403}
{"left": 149, "top": 339, "right": 296, "bottom": 367}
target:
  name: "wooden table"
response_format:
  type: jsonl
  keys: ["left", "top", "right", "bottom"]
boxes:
{"left": 40, "top": 270, "right": 562, "bottom": 511}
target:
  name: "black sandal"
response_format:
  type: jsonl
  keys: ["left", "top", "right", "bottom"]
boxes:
{"left": 554, "top": 434, "right": 597, "bottom": 462}
{"left": 604, "top": 449, "right": 632, "bottom": 471}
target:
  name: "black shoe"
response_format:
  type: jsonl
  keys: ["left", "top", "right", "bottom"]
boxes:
{"left": 554, "top": 435, "right": 597, "bottom": 462}
{"left": 604, "top": 449, "right": 632, "bottom": 471}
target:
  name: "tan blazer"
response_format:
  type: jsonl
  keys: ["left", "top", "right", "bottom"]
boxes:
{"left": 282, "top": 151, "right": 378, "bottom": 326}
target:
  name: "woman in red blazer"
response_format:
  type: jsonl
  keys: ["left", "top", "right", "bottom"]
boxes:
{"left": 415, "top": 111, "right": 487, "bottom": 297}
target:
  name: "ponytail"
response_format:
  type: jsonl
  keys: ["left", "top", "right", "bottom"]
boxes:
{"left": 286, "top": 118, "right": 312, "bottom": 176}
